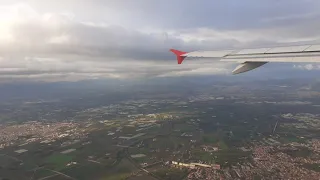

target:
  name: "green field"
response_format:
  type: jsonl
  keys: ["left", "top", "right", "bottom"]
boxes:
{"left": 45, "top": 154, "right": 74, "bottom": 170}
{"left": 302, "top": 163, "right": 320, "bottom": 172}
{"left": 191, "top": 150, "right": 216, "bottom": 163}
{"left": 101, "top": 173, "right": 131, "bottom": 180}
{"left": 100, "top": 159, "right": 138, "bottom": 180}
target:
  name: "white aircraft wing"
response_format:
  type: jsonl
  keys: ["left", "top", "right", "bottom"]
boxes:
{"left": 170, "top": 44, "right": 320, "bottom": 74}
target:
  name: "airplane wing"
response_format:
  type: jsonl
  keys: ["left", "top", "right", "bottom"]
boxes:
{"left": 170, "top": 44, "right": 320, "bottom": 74}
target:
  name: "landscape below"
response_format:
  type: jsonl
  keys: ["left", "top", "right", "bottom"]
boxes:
{"left": 0, "top": 77, "right": 319, "bottom": 180}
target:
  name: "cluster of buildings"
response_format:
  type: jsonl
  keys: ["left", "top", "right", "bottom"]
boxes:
{"left": 281, "top": 113, "right": 320, "bottom": 129}
{"left": 184, "top": 141, "right": 319, "bottom": 179}
{"left": 245, "top": 145, "right": 320, "bottom": 179}
{"left": 170, "top": 161, "right": 223, "bottom": 180}
{"left": 201, "top": 145, "right": 219, "bottom": 152}
{"left": 171, "top": 161, "right": 221, "bottom": 170}
{"left": 187, "top": 167, "right": 222, "bottom": 180}
{"left": 0, "top": 121, "right": 87, "bottom": 148}
{"left": 311, "top": 139, "right": 320, "bottom": 152}
{"left": 188, "top": 95, "right": 226, "bottom": 102}
{"left": 173, "top": 138, "right": 320, "bottom": 179}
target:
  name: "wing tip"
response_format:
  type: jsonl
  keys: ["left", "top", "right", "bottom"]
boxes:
{"left": 170, "top": 49, "right": 187, "bottom": 64}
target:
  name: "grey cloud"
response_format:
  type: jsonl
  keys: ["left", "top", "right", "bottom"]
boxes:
{"left": 0, "top": 1, "right": 319, "bottom": 82}
{"left": 89, "top": 0, "right": 320, "bottom": 30}
{"left": 89, "top": 0, "right": 320, "bottom": 42}
{"left": 0, "top": 57, "right": 235, "bottom": 82}
{"left": 4, "top": 14, "right": 241, "bottom": 61}
{"left": 4, "top": 1, "right": 320, "bottom": 59}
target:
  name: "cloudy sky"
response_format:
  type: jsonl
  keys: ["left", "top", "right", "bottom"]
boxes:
{"left": 0, "top": 0, "right": 320, "bottom": 82}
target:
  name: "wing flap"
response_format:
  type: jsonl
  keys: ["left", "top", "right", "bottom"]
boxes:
{"left": 264, "top": 45, "right": 310, "bottom": 53}
{"left": 232, "top": 62, "right": 268, "bottom": 74}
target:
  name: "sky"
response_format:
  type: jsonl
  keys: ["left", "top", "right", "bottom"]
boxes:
{"left": 0, "top": 0, "right": 320, "bottom": 82}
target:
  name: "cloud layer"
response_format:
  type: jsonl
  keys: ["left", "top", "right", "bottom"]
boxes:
{"left": 0, "top": 1, "right": 319, "bottom": 82}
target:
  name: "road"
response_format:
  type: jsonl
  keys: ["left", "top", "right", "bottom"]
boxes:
{"left": 124, "top": 148, "right": 164, "bottom": 180}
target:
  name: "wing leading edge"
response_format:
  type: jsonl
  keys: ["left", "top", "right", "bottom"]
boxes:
{"left": 170, "top": 44, "right": 320, "bottom": 74}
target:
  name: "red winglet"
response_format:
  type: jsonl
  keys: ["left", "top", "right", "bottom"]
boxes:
{"left": 170, "top": 49, "right": 188, "bottom": 64}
